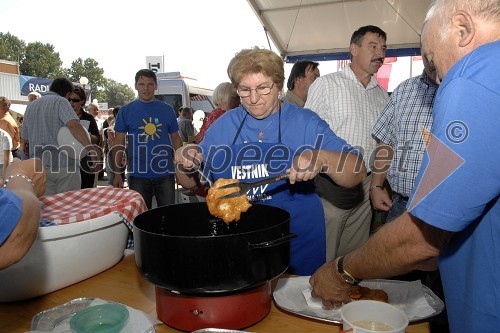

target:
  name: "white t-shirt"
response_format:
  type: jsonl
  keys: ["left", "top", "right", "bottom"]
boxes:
{"left": 0, "top": 128, "right": 13, "bottom": 165}
{"left": 94, "top": 117, "right": 104, "bottom": 132}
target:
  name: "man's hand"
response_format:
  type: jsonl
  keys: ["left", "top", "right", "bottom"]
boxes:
{"left": 309, "top": 258, "right": 353, "bottom": 309}
{"left": 370, "top": 186, "right": 392, "bottom": 211}
{"left": 86, "top": 145, "right": 104, "bottom": 174}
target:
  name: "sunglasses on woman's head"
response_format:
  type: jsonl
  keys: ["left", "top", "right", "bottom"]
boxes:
{"left": 68, "top": 98, "right": 81, "bottom": 103}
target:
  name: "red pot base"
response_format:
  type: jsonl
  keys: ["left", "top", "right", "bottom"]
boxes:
{"left": 155, "top": 282, "right": 272, "bottom": 332}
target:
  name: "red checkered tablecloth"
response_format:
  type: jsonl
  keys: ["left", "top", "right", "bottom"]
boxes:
{"left": 39, "top": 187, "right": 148, "bottom": 225}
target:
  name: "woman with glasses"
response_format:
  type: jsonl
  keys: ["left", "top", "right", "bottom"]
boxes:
{"left": 69, "top": 86, "right": 100, "bottom": 188}
{"left": 175, "top": 47, "right": 366, "bottom": 275}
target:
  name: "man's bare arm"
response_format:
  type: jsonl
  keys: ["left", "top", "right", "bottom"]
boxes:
{"left": 346, "top": 213, "right": 452, "bottom": 279}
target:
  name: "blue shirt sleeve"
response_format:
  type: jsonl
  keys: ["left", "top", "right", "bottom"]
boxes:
{"left": 114, "top": 104, "right": 128, "bottom": 133}
{"left": 0, "top": 189, "right": 23, "bottom": 245}
{"left": 164, "top": 103, "right": 179, "bottom": 134}
{"left": 409, "top": 78, "right": 500, "bottom": 232}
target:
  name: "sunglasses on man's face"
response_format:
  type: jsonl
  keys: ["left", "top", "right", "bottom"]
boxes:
{"left": 68, "top": 98, "right": 82, "bottom": 103}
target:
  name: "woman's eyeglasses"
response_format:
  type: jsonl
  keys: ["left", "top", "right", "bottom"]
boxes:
{"left": 236, "top": 83, "right": 274, "bottom": 97}
{"left": 68, "top": 98, "right": 82, "bottom": 103}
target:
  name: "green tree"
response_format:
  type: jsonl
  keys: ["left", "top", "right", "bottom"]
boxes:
{"left": 20, "top": 42, "right": 64, "bottom": 78}
{"left": 1, "top": 32, "right": 134, "bottom": 104}
{"left": 0, "top": 32, "right": 25, "bottom": 63}
{"left": 58, "top": 67, "right": 71, "bottom": 79}
{"left": 104, "top": 79, "right": 135, "bottom": 107}
{"left": 68, "top": 58, "right": 107, "bottom": 102}
{"left": 95, "top": 89, "right": 109, "bottom": 105}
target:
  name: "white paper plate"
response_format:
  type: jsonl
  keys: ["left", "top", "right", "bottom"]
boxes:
{"left": 273, "top": 277, "right": 444, "bottom": 324}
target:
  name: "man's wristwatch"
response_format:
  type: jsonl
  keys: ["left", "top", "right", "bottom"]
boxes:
{"left": 337, "top": 256, "right": 359, "bottom": 284}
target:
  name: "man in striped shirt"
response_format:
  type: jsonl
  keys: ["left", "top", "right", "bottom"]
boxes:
{"left": 371, "top": 53, "right": 439, "bottom": 223}
{"left": 305, "top": 25, "right": 389, "bottom": 262}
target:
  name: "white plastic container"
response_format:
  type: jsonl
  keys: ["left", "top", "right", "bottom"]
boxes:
{"left": 0, "top": 213, "right": 128, "bottom": 302}
{"left": 341, "top": 300, "right": 409, "bottom": 333}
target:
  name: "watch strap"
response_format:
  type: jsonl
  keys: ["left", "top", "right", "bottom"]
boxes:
{"left": 337, "top": 256, "right": 359, "bottom": 284}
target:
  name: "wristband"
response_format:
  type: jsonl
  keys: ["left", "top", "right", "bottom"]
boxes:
{"left": 370, "top": 185, "right": 383, "bottom": 190}
{"left": 2, "top": 174, "right": 34, "bottom": 188}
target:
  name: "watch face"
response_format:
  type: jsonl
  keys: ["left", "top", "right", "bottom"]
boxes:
{"left": 340, "top": 272, "right": 355, "bottom": 284}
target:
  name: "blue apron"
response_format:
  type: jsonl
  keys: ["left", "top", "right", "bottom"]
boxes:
{"left": 207, "top": 109, "right": 326, "bottom": 275}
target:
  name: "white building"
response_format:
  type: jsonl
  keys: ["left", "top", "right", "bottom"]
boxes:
{"left": 0, "top": 59, "right": 30, "bottom": 115}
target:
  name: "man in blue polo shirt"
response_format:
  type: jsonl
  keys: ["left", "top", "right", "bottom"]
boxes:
{"left": 309, "top": 0, "right": 500, "bottom": 331}
{"left": 112, "top": 69, "right": 183, "bottom": 209}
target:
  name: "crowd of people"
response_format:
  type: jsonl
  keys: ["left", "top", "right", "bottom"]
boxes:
{"left": 308, "top": 2, "right": 499, "bottom": 333}
{"left": 1, "top": 0, "right": 498, "bottom": 331}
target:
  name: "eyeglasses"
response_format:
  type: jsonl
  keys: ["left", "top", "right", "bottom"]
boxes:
{"left": 68, "top": 98, "right": 82, "bottom": 103}
{"left": 236, "top": 83, "right": 274, "bottom": 97}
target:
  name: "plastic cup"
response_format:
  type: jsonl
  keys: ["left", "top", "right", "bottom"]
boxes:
{"left": 341, "top": 300, "right": 409, "bottom": 333}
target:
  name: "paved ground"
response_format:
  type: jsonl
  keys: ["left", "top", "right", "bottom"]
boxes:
{"left": 96, "top": 178, "right": 109, "bottom": 188}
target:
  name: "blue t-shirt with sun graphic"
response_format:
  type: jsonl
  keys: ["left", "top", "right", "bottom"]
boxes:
{"left": 114, "top": 99, "right": 179, "bottom": 178}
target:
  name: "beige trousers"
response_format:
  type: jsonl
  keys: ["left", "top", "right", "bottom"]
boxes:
{"left": 44, "top": 166, "right": 81, "bottom": 196}
{"left": 323, "top": 174, "right": 373, "bottom": 261}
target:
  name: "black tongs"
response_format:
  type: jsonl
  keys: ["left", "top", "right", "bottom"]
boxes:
{"left": 217, "top": 173, "right": 290, "bottom": 199}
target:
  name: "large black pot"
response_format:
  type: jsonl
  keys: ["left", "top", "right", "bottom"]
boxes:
{"left": 133, "top": 202, "right": 294, "bottom": 295}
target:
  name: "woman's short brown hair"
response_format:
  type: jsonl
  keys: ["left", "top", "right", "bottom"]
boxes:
{"left": 227, "top": 47, "right": 285, "bottom": 91}
{"left": 72, "top": 86, "right": 87, "bottom": 102}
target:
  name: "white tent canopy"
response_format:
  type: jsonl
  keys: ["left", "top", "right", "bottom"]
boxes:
{"left": 246, "top": 0, "right": 431, "bottom": 62}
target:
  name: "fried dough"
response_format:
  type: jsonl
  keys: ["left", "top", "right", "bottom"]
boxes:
{"left": 206, "top": 178, "right": 252, "bottom": 223}
{"left": 350, "top": 285, "right": 389, "bottom": 303}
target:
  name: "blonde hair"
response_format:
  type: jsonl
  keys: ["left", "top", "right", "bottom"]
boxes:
{"left": 212, "top": 82, "right": 237, "bottom": 107}
{"left": 227, "top": 47, "right": 285, "bottom": 91}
